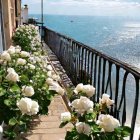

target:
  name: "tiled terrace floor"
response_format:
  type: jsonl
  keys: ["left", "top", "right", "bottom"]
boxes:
{"left": 26, "top": 95, "right": 72, "bottom": 140}
{"left": 25, "top": 43, "right": 73, "bottom": 140}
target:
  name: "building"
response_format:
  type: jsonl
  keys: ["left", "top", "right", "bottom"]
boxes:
{"left": 0, "top": 0, "right": 21, "bottom": 51}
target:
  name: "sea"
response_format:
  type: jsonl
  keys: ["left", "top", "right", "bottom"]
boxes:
{"left": 30, "top": 14, "right": 140, "bottom": 139}
{"left": 31, "top": 14, "right": 140, "bottom": 69}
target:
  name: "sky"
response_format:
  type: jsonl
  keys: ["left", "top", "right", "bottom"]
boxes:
{"left": 22, "top": 0, "right": 140, "bottom": 16}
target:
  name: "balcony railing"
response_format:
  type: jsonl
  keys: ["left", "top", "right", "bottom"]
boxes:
{"left": 43, "top": 27, "right": 140, "bottom": 140}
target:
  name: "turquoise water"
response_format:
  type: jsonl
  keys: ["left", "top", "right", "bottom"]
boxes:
{"left": 31, "top": 14, "right": 140, "bottom": 69}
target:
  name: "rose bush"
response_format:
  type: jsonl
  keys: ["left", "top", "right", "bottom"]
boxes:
{"left": 0, "top": 25, "right": 64, "bottom": 139}
{"left": 12, "top": 24, "right": 41, "bottom": 52}
{"left": 60, "top": 85, "right": 132, "bottom": 140}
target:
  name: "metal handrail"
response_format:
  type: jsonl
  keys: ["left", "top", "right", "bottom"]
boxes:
{"left": 43, "top": 26, "right": 140, "bottom": 140}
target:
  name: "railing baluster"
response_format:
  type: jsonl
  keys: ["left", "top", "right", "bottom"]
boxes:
{"left": 130, "top": 77, "right": 139, "bottom": 140}
{"left": 76, "top": 44, "right": 79, "bottom": 84}
{"left": 93, "top": 55, "right": 97, "bottom": 88}
{"left": 114, "top": 66, "right": 120, "bottom": 118}
{"left": 118, "top": 72, "right": 128, "bottom": 125}
{"left": 105, "top": 62, "right": 112, "bottom": 93}
{"left": 81, "top": 48, "right": 84, "bottom": 83}
{"left": 97, "top": 57, "right": 101, "bottom": 102}
{"left": 78, "top": 45, "right": 81, "bottom": 83}
{"left": 101, "top": 58, "right": 106, "bottom": 94}
{"left": 87, "top": 51, "right": 90, "bottom": 84}
{"left": 84, "top": 49, "right": 87, "bottom": 84}
{"left": 90, "top": 53, "right": 94, "bottom": 85}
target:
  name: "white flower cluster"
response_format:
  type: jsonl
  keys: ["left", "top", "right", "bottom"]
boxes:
{"left": 76, "top": 122, "right": 91, "bottom": 135}
{"left": 48, "top": 80, "right": 65, "bottom": 96}
{"left": 14, "top": 24, "right": 41, "bottom": 50}
{"left": 6, "top": 68, "right": 19, "bottom": 82}
{"left": 99, "top": 94, "right": 114, "bottom": 108}
{"left": 60, "top": 81, "right": 121, "bottom": 137}
{"left": 22, "top": 86, "right": 34, "bottom": 97}
{"left": 61, "top": 112, "right": 71, "bottom": 122}
{"left": 17, "top": 97, "right": 39, "bottom": 115}
{"left": 7, "top": 45, "right": 21, "bottom": 54}
{"left": 17, "top": 58, "right": 26, "bottom": 65}
{"left": 71, "top": 96, "right": 94, "bottom": 114}
{"left": 20, "top": 51, "right": 30, "bottom": 58}
{"left": 1, "top": 51, "right": 11, "bottom": 62}
{"left": 0, "top": 125, "right": 3, "bottom": 133}
{"left": 74, "top": 83, "right": 95, "bottom": 97}
{"left": 97, "top": 114, "right": 120, "bottom": 132}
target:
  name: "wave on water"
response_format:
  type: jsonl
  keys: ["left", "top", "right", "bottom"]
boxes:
{"left": 98, "top": 21, "right": 140, "bottom": 69}
{"left": 124, "top": 22, "right": 140, "bottom": 28}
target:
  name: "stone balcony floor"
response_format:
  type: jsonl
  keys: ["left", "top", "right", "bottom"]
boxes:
{"left": 26, "top": 95, "right": 72, "bottom": 140}
{"left": 25, "top": 43, "right": 73, "bottom": 140}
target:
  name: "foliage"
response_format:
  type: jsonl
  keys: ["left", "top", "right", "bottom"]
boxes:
{"left": 60, "top": 84, "right": 132, "bottom": 140}
{"left": 0, "top": 25, "right": 64, "bottom": 139}
{"left": 12, "top": 24, "right": 41, "bottom": 52}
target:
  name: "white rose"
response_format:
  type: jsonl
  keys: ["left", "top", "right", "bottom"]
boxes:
{"left": 22, "top": 86, "right": 34, "bottom": 97}
{"left": 97, "top": 114, "right": 120, "bottom": 132}
{"left": 76, "top": 122, "right": 91, "bottom": 135}
{"left": 71, "top": 96, "right": 93, "bottom": 114}
{"left": 0, "top": 125, "right": 3, "bottom": 133}
{"left": 6, "top": 68, "right": 19, "bottom": 82}
{"left": 87, "top": 108, "right": 94, "bottom": 114}
{"left": 7, "top": 68, "right": 15, "bottom": 73}
{"left": 0, "top": 59, "right": 3, "bottom": 64}
{"left": 74, "top": 83, "right": 84, "bottom": 94}
{"left": 17, "top": 58, "right": 26, "bottom": 65}
{"left": 47, "top": 71, "right": 52, "bottom": 77}
{"left": 17, "top": 97, "right": 32, "bottom": 115}
{"left": 35, "top": 56, "right": 41, "bottom": 62}
{"left": 15, "top": 45, "right": 21, "bottom": 53}
{"left": 17, "top": 97, "right": 39, "bottom": 115}
{"left": 48, "top": 82, "right": 65, "bottom": 95}
{"left": 46, "top": 78, "right": 54, "bottom": 85}
{"left": 71, "top": 99, "right": 79, "bottom": 109}
{"left": 28, "top": 63, "right": 35, "bottom": 70}
{"left": 46, "top": 65, "right": 53, "bottom": 71}
{"left": 82, "top": 85, "right": 95, "bottom": 97}
{"left": 20, "top": 51, "right": 30, "bottom": 57}
{"left": 29, "top": 56, "right": 36, "bottom": 64}
{"left": 99, "top": 94, "right": 114, "bottom": 108}
{"left": 7, "top": 46, "right": 16, "bottom": 54}
{"left": 30, "top": 100, "right": 39, "bottom": 115}
{"left": 1, "top": 51, "right": 11, "bottom": 61}
{"left": 61, "top": 112, "right": 71, "bottom": 122}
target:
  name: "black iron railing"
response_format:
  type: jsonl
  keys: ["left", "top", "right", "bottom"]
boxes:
{"left": 43, "top": 27, "right": 140, "bottom": 140}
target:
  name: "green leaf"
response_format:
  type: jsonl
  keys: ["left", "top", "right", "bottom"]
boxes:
{"left": 20, "top": 75, "right": 29, "bottom": 83}
{"left": 4, "top": 130, "right": 17, "bottom": 139}
{"left": 79, "top": 134, "right": 92, "bottom": 140}
{"left": 10, "top": 84, "right": 20, "bottom": 93}
{"left": 122, "top": 126, "right": 132, "bottom": 133}
{"left": 4, "top": 99, "right": 12, "bottom": 106}
{"left": 115, "top": 126, "right": 132, "bottom": 137}
{"left": 0, "top": 87, "right": 6, "bottom": 96}
{"left": 59, "top": 121, "right": 69, "bottom": 128}
{"left": 9, "top": 118, "right": 18, "bottom": 126}
{"left": 65, "top": 130, "right": 78, "bottom": 140}
{"left": 121, "top": 126, "right": 132, "bottom": 137}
